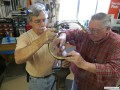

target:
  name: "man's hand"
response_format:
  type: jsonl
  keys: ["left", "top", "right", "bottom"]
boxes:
{"left": 62, "top": 60, "right": 71, "bottom": 68}
{"left": 58, "top": 33, "right": 66, "bottom": 47}
{"left": 65, "top": 51, "right": 86, "bottom": 68}
{"left": 50, "top": 33, "right": 66, "bottom": 50}
{"left": 43, "top": 28, "right": 57, "bottom": 43}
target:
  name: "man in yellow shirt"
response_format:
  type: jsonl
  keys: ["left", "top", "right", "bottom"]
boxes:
{"left": 14, "top": 2, "right": 61, "bottom": 90}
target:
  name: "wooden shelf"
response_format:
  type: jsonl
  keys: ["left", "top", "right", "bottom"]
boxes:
{"left": 0, "top": 43, "right": 16, "bottom": 51}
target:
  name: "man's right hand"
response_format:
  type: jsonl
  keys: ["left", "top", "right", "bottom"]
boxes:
{"left": 43, "top": 28, "right": 57, "bottom": 43}
{"left": 58, "top": 33, "right": 67, "bottom": 47}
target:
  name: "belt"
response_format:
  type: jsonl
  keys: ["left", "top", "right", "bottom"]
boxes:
{"left": 30, "top": 74, "right": 52, "bottom": 79}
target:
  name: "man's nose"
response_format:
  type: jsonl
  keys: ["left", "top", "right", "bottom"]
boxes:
{"left": 40, "top": 21, "right": 45, "bottom": 26}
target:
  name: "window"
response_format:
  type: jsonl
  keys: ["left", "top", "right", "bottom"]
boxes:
{"left": 77, "top": 0, "right": 97, "bottom": 22}
{"left": 59, "top": 0, "right": 78, "bottom": 21}
{"left": 59, "top": 0, "right": 111, "bottom": 23}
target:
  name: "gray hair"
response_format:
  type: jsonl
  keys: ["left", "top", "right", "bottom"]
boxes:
{"left": 91, "top": 12, "right": 111, "bottom": 28}
{"left": 27, "top": 2, "right": 47, "bottom": 23}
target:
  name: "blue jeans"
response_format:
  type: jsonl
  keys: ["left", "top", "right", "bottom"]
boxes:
{"left": 71, "top": 80, "right": 78, "bottom": 90}
{"left": 29, "top": 75, "right": 56, "bottom": 90}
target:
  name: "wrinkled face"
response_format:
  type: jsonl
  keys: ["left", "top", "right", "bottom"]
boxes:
{"left": 87, "top": 20, "right": 109, "bottom": 42}
{"left": 29, "top": 11, "right": 47, "bottom": 35}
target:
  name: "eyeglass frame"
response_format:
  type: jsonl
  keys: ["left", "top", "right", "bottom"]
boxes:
{"left": 31, "top": 18, "right": 47, "bottom": 25}
{"left": 86, "top": 27, "right": 107, "bottom": 34}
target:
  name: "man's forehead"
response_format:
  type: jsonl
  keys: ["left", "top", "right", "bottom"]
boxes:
{"left": 89, "top": 20, "right": 102, "bottom": 27}
{"left": 89, "top": 20, "right": 102, "bottom": 23}
{"left": 32, "top": 14, "right": 46, "bottom": 20}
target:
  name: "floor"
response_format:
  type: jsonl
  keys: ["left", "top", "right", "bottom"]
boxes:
{"left": 0, "top": 59, "right": 120, "bottom": 90}
{"left": 0, "top": 60, "right": 28, "bottom": 90}
{"left": 0, "top": 60, "right": 74, "bottom": 90}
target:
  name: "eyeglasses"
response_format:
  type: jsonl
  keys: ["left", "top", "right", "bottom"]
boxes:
{"left": 86, "top": 27, "right": 105, "bottom": 34}
{"left": 32, "top": 19, "right": 46, "bottom": 24}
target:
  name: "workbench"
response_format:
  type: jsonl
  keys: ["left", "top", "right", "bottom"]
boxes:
{"left": 0, "top": 38, "right": 16, "bottom": 62}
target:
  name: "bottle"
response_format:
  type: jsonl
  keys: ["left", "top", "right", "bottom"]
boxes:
{"left": 6, "top": 31, "right": 10, "bottom": 42}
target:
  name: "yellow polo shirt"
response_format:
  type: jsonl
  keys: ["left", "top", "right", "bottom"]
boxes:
{"left": 15, "top": 29, "right": 55, "bottom": 77}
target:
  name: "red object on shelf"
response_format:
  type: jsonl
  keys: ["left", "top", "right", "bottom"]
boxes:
{"left": 25, "top": 24, "right": 32, "bottom": 31}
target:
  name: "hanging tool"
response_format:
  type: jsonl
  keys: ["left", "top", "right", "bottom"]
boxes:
{"left": 3, "top": 0, "right": 11, "bottom": 17}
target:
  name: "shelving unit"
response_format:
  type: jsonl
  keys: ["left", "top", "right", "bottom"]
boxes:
{"left": 0, "top": 18, "right": 15, "bottom": 39}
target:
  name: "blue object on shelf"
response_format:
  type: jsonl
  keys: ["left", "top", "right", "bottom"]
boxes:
{"left": 6, "top": 31, "right": 10, "bottom": 42}
{"left": 2, "top": 37, "right": 16, "bottom": 44}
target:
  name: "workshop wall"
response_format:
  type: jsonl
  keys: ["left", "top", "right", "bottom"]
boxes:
{"left": 0, "top": 0, "right": 60, "bottom": 38}
{"left": 0, "top": 0, "right": 60, "bottom": 27}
